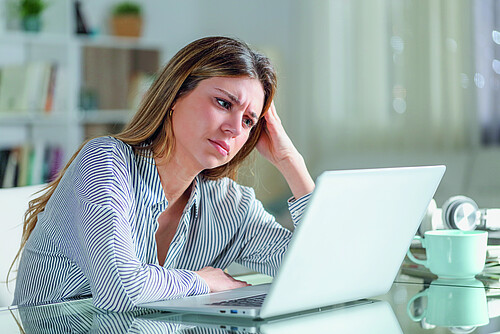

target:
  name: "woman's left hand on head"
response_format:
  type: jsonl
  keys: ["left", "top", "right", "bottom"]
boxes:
{"left": 256, "top": 101, "right": 315, "bottom": 198}
{"left": 256, "top": 101, "right": 299, "bottom": 169}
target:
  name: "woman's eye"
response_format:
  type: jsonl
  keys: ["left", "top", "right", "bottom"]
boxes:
{"left": 243, "top": 118, "right": 255, "bottom": 128}
{"left": 216, "top": 98, "right": 231, "bottom": 110}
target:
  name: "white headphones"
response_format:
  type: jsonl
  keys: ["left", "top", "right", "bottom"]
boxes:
{"left": 419, "top": 196, "right": 500, "bottom": 234}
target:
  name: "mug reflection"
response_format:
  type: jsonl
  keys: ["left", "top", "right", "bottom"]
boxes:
{"left": 407, "top": 278, "right": 489, "bottom": 331}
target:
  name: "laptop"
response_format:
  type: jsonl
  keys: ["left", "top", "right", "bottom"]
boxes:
{"left": 138, "top": 165, "right": 445, "bottom": 319}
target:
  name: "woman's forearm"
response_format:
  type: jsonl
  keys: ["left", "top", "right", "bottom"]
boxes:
{"left": 275, "top": 151, "right": 315, "bottom": 200}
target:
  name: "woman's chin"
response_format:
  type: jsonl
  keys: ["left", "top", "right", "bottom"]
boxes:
{"left": 203, "top": 157, "right": 232, "bottom": 171}
{"left": 198, "top": 160, "right": 224, "bottom": 171}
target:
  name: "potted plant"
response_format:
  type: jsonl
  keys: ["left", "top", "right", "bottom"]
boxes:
{"left": 111, "top": 1, "right": 142, "bottom": 38}
{"left": 19, "top": 0, "right": 47, "bottom": 32}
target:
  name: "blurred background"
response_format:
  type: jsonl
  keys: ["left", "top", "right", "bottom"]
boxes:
{"left": 1, "top": 0, "right": 500, "bottom": 227}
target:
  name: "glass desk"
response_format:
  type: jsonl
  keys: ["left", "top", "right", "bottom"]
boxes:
{"left": 2, "top": 272, "right": 500, "bottom": 333}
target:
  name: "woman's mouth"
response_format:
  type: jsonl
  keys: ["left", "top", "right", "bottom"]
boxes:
{"left": 209, "top": 139, "right": 230, "bottom": 156}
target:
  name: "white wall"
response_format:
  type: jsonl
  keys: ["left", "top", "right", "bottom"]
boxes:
{"left": 74, "top": 0, "right": 500, "bottom": 211}
{"left": 4, "top": 0, "right": 500, "bottom": 211}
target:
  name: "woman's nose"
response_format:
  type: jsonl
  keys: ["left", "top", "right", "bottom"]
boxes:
{"left": 221, "top": 114, "right": 243, "bottom": 136}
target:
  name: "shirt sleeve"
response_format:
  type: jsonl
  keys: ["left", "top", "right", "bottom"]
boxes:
{"left": 235, "top": 190, "right": 312, "bottom": 277}
{"left": 69, "top": 140, "right": 209, "bottom": 311}
{"left": 287, "top": 193, "right": 313, "bottom": 227}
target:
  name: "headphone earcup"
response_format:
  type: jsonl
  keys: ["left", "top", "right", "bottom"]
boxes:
{"left": 441, "top": 196, "right": 479, "bottom": 231}
{"left": 484, "top": 209, "right": 500, "bottom": 230}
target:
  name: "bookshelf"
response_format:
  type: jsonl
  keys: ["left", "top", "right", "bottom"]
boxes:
{"left": 0, "top": 6, "right": 164, "bottom": 188}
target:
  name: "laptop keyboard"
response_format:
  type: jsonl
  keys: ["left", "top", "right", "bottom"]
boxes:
{"left": 209, "top": 293, "right": 267, "bottom": 307}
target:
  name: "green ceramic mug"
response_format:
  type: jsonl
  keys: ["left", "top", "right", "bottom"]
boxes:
{"left": 406, "top": 230, "right": 488, "bottom": 278}
{"left": 407, "top": 278, "right": 489, "bottom": 328}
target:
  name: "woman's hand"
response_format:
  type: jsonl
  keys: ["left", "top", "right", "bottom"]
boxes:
{"left": 256, "top": 101, "right": 298, "bottom": 168}
{"left": 256, "top": 102, "right": 315, "bottom": 199}
{"left": 195, "top": 267, "right": 251, "bottom": 292}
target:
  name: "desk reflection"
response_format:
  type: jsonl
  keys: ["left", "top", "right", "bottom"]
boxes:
{"left": 12, "top": 298, "right": 402, "bottom": 333}
{"left": 140, "top": 299, "right": 402, "bottom": 333}
{"left": 15, "top": 299, "right": 182, "bottom": 333}
{"left": 406, "top": 278, "right": 489, "bottom": 332}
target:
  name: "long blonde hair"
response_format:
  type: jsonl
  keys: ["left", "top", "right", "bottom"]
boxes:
{"left": 8, "top": 36, "right": 277, "bottom": 282}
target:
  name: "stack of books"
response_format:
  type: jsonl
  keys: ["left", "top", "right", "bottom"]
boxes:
{"left": 0, "top": 61, "right": 65, "bottom": 114}
{"left": 0, "top": 144, "right": 64, "bottom": 188}
{"left": 483, "top": 244, "right": 500, "bottom": 280}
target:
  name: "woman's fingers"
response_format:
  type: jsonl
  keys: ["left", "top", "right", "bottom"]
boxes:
{"left": 257, "top": 101, "right": 297, "bottom": 166}
{"left": 196, "top": 267, "right": 251, "bottom": 292}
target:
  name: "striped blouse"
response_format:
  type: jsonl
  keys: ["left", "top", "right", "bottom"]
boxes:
{"left": 13, "top": 137, "right": 310, "bottom": 312}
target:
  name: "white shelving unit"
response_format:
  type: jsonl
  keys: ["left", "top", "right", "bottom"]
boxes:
{"left": 0, "top": 31, "right": 79, "bottom": 155}
{"left": 0, "top": 1, "right": 165, "bottom": 186}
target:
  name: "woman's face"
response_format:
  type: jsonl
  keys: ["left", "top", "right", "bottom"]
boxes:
{"left": 171, "top": 76, "right": 265, "bottom": 173}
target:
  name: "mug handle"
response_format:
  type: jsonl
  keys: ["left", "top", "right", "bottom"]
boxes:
{"left": 406, "top": 235, "right": 427, "bottom": 267}
{"left": 406, "top": 290, "right": 428, "bottom": 322}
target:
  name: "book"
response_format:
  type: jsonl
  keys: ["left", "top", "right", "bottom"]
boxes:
{"left": 2, "top": 148, "right": 19, "bottom": 188}
{"left": 487, "top": 244, "right": 500, "bottom": 259}
{"left": 44, "top": 63, "right": 58, "bottom": 112}
{"left": 17, "top": 144, "right": 31, "bottom": 187}
{"left": 0, "top": 62, "right": 57, "bottom": 113}
{"left": 28, "top": 142, "right": 45, "bottom": 185}
{"left": 33, "top": 62, "right": 52, "bottom": 112}
{"left": 52, "top": 65, "right": 67, "bottom": 112}
{"left": 47, "top": 146, "right": 64, "bottom": 182}
{"left": 0, "top": 150, "right": 10, "bottom": 188}
{"left": 24, "top": 62, "right": 48, "bottom": 111}
{"left": 0, "top": 64, "right": 28, "bottom": 112}
{"left": 0, "top": 144, "right": 65, "bottom": 188}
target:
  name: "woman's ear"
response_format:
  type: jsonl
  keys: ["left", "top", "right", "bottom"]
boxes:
{"left": 169, "top": 103, "right": 176, "bottom": 118}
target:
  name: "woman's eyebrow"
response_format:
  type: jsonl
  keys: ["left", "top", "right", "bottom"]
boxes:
{"left": 215, "top": 88, "right": 241, "bottom": 105}
{"left": 215, "top": 88, "right": 258, "bottom": 119}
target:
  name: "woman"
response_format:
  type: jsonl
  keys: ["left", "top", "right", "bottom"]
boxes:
{"left": 12, "top": 36, "right": 315, "bottom": 311}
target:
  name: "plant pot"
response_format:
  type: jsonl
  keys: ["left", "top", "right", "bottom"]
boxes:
{"left": 22, "top": 15, "right": 42, "bottom": 32}
{"left": 111, "top": 15, "right": 142, "bottom": 38}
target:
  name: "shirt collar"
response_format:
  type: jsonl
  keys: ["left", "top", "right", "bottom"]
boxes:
{"left": 187, "top": 175, "right": 201, "bottom": 220}
{"left": 137, "top": 151, "right": 168, "bottom": 209}
{"left": 138, "top": 150, "right": 201, "bottom": 217}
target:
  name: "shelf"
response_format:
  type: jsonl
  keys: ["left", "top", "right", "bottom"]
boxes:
{"left": 0, "top": 31, "right": 72, "bottom": 46}
{"left": 78, "top": 110, "right": 134, "bottom": 124}
{"left": 0, "top": 31, "right": 164, "bottom": 50}
{"left": 0, "top": 112, "right": 69, "bottom": 125}
{"left": 75, "top": 35, "right": 165, "bottom": 50}
{"left": 0, "top": 26, "right": 163, "bottom": 180}
{"left": 0, "top": 2, "right": 165, "bottom": 187}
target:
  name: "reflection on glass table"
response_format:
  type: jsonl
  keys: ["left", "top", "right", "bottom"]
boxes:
{"left": 3, "top": 273, "right": 500, "bottom": 333}
{"left": 139, "top": 299, "right": 401, "bottom": 333}
{"left": 2, "top": 297, "right": 401, "bottom": 333}
{"left": 406, "top": 279, "right": 489, "bottom": 332}
{"left": 385, "top": 273, "right": 500, "bottom": 333}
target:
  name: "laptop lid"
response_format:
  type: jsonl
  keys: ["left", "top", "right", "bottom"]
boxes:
{"left": 259, "top": 165, "right": 445, "bottom": 318}
{"left": 139, "top": 165, "right": 445, "bottom": 319}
